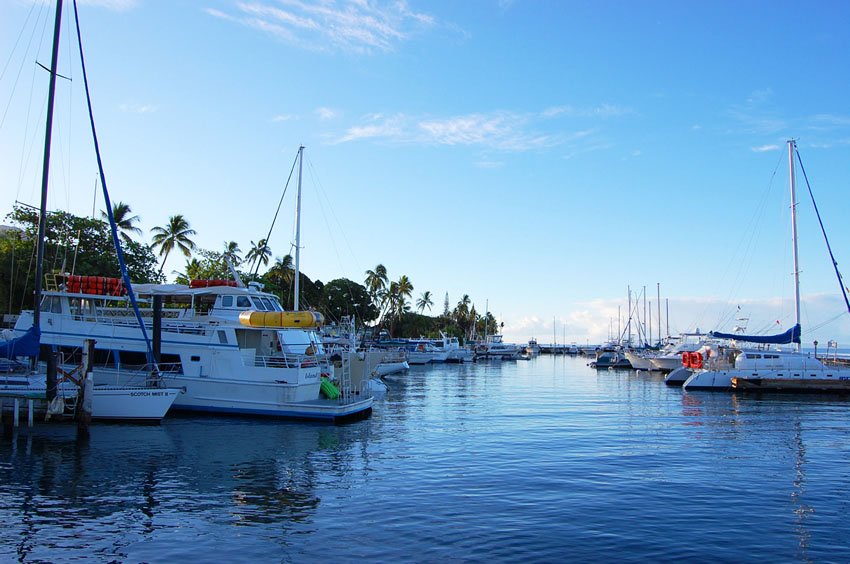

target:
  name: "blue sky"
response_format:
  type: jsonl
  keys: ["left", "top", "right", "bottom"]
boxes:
{"left": 2, "top": 0, "right": 850, "bottom": 346}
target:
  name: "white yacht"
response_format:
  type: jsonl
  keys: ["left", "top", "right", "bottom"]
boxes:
{"left": 431, "top": 332, "right": 474, "bottom": 363}
{"left": 12, "top": 276, "right": 372, "bottom": 422}
{"left": 473, "top": 335, "right": 522, "bottom": 360}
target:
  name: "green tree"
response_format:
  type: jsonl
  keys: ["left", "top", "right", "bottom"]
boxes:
{"left": 3, "top": 205, "right": 161, "bottom": 313}
{"left": 151, "top": 214, "right": 197, "bottom": 275}
{"left": 101, "top": 201, "right": 142, "bottom": 244}
{"left": 223, "top": 240, "right": 242, "bottom": 267}
{"left": 416, "top": 290, "right": 433, "bottom": 314}
{"left": 320, "top": 278, "right": 378, "bottom": 325}
{"left": 261, "top": 254, "right": 294, "bottom": 307}
{"left": 245, "top": 239, "right": 271, "bottom": 276}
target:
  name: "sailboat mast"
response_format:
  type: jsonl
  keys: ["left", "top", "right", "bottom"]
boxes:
{"left": 33, "top": 0, "right": 64, "bottom": 330}
{"left": 788, "top": 139, "right": 801, "bottom": 353}
{"left": 656, "top": 283, "right": 661, "bottom": 345}
{"left": 294, "top": 145, "right": 304, "bottom": 311}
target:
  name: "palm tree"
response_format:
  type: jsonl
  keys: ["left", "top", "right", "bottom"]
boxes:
{"left": 223, "top": 240, "right": 242, "bottom": 266}
{"left": 365, "top": 264, "right": 390, "bottom": 325}
{"left": 101, "top": 201, "right": 142, "bottom": 244}
{"left": 245, "top": 239, "right": 272, "bottom": 275}
{"left": 150, "top": 214, "right": 197, "bottom": 274}
{"left": 364, "top": 264, "right": 388, "bottom": 299}
{"left": 416, "top": 290, "right": 433, "bottom": 314}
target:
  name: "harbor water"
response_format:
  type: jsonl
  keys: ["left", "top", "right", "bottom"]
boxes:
{"left": 2, "top": 354, "right": 849, "bottom": 562}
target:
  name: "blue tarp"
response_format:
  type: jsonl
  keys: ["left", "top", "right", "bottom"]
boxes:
{"left": 0, "top": 326, "right": 41, "bottom": 359}
{"left": 710, "top": 323, "right": 801, "bottom": 345}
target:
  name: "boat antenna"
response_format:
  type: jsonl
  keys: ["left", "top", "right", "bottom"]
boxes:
{"left": 788, "top": 139, "right": 802, "bottom": 353}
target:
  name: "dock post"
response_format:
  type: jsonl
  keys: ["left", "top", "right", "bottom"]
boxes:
{"left": 13, "top": 399, "right": 19, "bottom": 428}
{"left": 76, "top": 339, "right": 93, "bottom": 438}
{"left": 27, "top": 399, "right": 34, "bottom": 427}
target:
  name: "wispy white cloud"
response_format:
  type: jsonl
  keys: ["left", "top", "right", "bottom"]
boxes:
{"left": 751, "top": 144, "right": 781, "bottom": 152}
{"left": 417, "top": 112, "right": 558, "bottom": 151}
{"left": 207, "top": 0, "right": 436, "bottom": 54}
{"left": 315, "top": 107, "right": 338, "bottom": 120}
{"left": 474, "top": 159, "right": 504, "bottom": 169}
{"left": 327, "top": 110, "right": 622, "bottom": 158}
{"left": 271, "top": 114, "right": 297, "bottom": 122}
{"left": 542, "top": 104, "right": 632, "bottom": 119}
{"left": 119, "top": 103, "right": 158, "bottom": 114}
{"left": 334, "top": 114, "right": 405, "bottom": 143}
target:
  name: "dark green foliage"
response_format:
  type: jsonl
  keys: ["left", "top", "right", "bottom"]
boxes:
{"left": 2, "top": 205, "right": 162, "bottom": 314}
{"left": 319, "top": 278, "right": 378, "bottom": 325}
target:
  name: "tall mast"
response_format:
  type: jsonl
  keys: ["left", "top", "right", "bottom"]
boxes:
{"left": 788, "top": 139, "right": 801, "bottom": 353}
{"left": 33, "top": 0, "right": 64, "bottom": 331}
{"left": 293, "top": 145, "right": 304, "bottom": 310}
{"left": 656, "top": 283, "right": 661, "bottom": 345}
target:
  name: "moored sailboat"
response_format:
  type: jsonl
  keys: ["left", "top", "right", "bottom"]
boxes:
{"left": 683, "top": 140, "right": 850, "bottom": 393}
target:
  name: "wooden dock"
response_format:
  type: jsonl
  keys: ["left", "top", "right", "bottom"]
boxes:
{"left": 732, "top": 377, "right": 850, "bottom": 393}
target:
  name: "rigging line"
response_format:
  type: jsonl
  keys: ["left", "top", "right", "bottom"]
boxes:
{"left": 0, "top": 1, "right": 45, "bottom": 130}
{"left": 13, "top": 10, "right": 52, "bottom": 203}
{"left": 305, "top": 154, "right": 362, "bottom": 272}
{"left": 72, "top": 0, "right": 158, "bottom": 374}
{"left": 252, "top": 150, "right": 299, "bottom": 281}
{"left": 710, "top": 151, "right": 786, "bottom": 331}
{"left": 0, "top": 0, "right": 38, "bottom": 84}
{"left": 795, "top": 148, "right": 850, "bottom": 315}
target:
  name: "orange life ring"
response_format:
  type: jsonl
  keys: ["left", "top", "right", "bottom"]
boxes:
{"left": 689, "top": 351, "right": 703, "bottom": 369}
{"left": 417, "top": 343, "right": 425, "bottom": 352}
{"left": 681, "top": 352, "right": 691, "bottom": 367}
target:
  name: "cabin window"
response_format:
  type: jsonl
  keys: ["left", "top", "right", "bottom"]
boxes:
{"left": 217, "top": 330, "right": 228, "bottom": 344}
{"left": 237, "top": 297, "right": 251, "bottom": 308}
{"left": 251, "top": 297, "right": 267, "bottom": 311}
{"left": 222, "top": 296, "right": 233, "bottom": 307}
{"left": 260, "top": 298, "right": 275, "bottom": 310}
{"left": 270, "top": 299, "right": 282, "bottom": 311}
{"left": 41, "top": 296, "right": 62, "bottom": 313}
{"left": 746, "top": 354, "right": 762, "bottom": 359}
{"left": 191, "top": 355, "right": 201, "bottom": 362}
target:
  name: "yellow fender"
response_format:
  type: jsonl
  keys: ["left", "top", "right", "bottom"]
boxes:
{"left": 239, "top": 310, "right": 324, "bottom": 328}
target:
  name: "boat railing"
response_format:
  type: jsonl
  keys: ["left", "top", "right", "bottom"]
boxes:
{"left": 59, "top": 311, "right": 210, "bottom": 336}
{"left": 252, "top": 354, "right": 320, "bottom": 369}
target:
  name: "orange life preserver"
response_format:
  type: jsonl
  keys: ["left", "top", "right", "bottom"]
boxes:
{"left": 417, "top": 343, "right": 425, "bottom": 352}
{"left": 681, "top": 352, "right": 691, "bottom": 367}
{"left": 689, "top": 351, "right": 703, "bottom": 369}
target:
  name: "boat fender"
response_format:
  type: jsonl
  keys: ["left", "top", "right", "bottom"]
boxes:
{"left": 681, "top": 352, "right": 691, "bottom": 368}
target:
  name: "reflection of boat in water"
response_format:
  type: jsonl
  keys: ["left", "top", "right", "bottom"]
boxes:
{"left": 0, "top": 413, "right": 373, "bottom": 556}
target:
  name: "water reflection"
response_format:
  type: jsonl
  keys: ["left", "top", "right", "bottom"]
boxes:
{"left": 0, "top": 416, "right": 372, "bottom": 560}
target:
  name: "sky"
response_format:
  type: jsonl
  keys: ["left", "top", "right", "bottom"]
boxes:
{"left": 2, "top": 0, "right": 850, "bottom": 347}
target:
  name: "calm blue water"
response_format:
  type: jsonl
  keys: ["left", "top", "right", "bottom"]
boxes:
{"left": 2, "top": 355, "right": 850, "bottom": 562}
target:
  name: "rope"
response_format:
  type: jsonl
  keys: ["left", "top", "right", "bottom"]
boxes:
{"left": 795, "top": 148, "right": 850, "bottom": 314}
{"left": 251, "top": 151, "right": 299, "bottom": 280}
{"left": 71, "top": 0, "right": 160, "bottom": 376}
